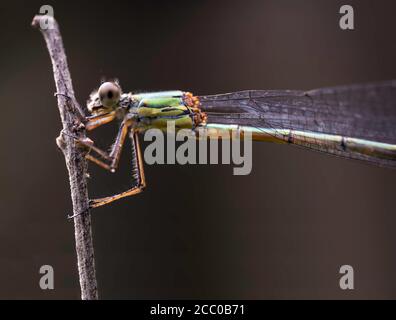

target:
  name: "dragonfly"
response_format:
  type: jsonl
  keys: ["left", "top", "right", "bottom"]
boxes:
{"left": 70, "top": 80, "right": 396, "bottom": 217}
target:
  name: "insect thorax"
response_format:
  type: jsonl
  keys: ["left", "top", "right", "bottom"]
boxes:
{"left": 128, "top": 91, "right": 207, "bottom": 131}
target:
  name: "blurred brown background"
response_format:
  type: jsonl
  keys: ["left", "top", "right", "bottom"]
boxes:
{"left": 0, "top": 0, "right": 395, "bottom": 299}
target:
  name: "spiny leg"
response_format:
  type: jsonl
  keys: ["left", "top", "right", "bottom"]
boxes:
{"left": 85, "top": 154, "right": 111, "bottom": 171}
{"left": 72, "top": 111, "right": 117, "bottom": 171}
{"left": 67, "top": 120, "right": 138, "bottom": 219}
{"left": 109, "top": 121, "right": 129, "bottom": 170}
{"left": 77, "top": 120, "right": 130, "bottom": 172}
{"left": 89, "top": 131, "right": 146, "bottom": 209}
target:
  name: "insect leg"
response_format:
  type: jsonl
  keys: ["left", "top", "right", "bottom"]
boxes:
{"left": 109, "top": 122, "right": 129, "bottom": 170}
{"left": 76, "top": 121, "right": 130, "bottom": 172}
{"left": 88, "top": 131, "right": 146, "bottom": 209}
{"left": 85, "top": 111, "right": 116, "bottom": 131}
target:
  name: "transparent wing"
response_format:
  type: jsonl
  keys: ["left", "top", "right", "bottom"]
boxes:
{"left": 198, "top": 80, "right": 396, "bottom": 168}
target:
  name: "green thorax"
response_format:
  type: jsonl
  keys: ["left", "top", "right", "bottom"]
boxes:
{"left": 131, "top": 91, "right": 198, "bottom": 131}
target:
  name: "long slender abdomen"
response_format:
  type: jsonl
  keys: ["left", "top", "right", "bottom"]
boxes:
{"left": 194, "top": 123, "right": 396, "bottom": 165}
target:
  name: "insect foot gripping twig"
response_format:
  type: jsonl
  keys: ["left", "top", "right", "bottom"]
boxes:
{"left": 32, "top": 14, "right": 99, "bottom": 300}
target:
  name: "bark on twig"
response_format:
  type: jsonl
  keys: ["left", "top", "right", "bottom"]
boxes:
{"left": 32, "top": 15, "right": 98, "bottom": 300}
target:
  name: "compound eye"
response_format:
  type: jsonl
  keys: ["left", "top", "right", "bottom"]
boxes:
{"left": 98, "top": 82, "right": 121, "bottom": 108}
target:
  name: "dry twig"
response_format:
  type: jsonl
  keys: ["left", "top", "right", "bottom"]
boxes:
{"left": 32, "top": 15, "right": 98, "bottom": 300}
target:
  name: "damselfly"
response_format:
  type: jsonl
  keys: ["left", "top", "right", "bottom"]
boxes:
{"left": 72, "top": 80, "right": 396, "bottom": 216}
